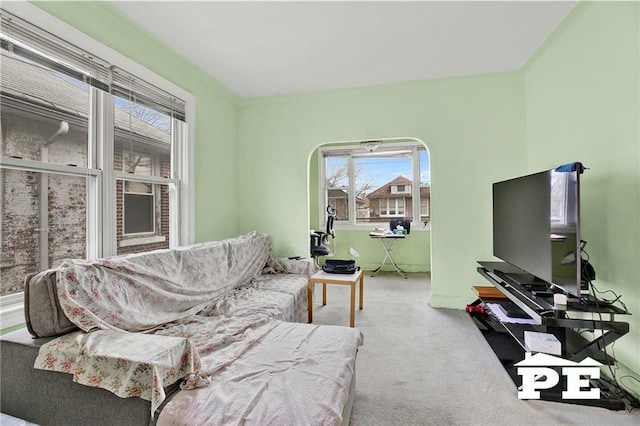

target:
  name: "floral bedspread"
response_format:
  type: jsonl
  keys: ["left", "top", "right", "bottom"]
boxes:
{"left": 34, "top": 330, "right": 201, "bottom": 413}
{"left": 254, "top": 274, "right": 309, "bottom": 322}
{"left": 35, "top": 231, "right": 322, "bottom": 417}
{"left": 34, "top": 314, "right": 281, "bottom": 414}
{"left": 55, "top": 232, "right": 272, "bottom": 333}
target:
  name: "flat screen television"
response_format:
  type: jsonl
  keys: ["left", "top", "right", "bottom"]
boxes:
{"left": 492, "top": 163, "right": 586, "bottom": 297}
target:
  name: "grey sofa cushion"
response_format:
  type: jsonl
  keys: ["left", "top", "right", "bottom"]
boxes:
{"left": 24, "top": 269, "right": 78, "bottom": 338}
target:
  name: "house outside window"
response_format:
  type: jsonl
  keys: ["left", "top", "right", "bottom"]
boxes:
{"left": 319, "top": 141, "right": 430, "bottom": 228}
{"left": 0, "top": 7, "right": 193, "bottom": 311}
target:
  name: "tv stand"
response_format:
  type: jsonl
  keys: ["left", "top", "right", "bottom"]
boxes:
{"left": 472, "top": 261, "right": 632, "bottom": 410}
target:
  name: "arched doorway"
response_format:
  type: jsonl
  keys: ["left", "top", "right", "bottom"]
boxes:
{"left": 307, "top": 137, "right": 431, "bottom": 274}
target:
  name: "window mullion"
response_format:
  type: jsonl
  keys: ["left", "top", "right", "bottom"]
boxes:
{"left": 348, "top": 154, "right": 356, "bottom": 225}
{"left": 172, "top": 118, "right": 188, "bottom": 247}
{"left": 113, "top": 171, "right": 176, "bottom": 185}
{"left": 0, "top": 157, "right": 96, "bottom": 177}
{"left": 97, "top": 90, "right": 117, "bottom": 256}
{"left": 86, "top": 88, "right": 101, "bottom": 260}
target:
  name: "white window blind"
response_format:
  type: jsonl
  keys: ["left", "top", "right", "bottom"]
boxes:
{"left": 111, "top": 67, "right": 186, "bottom": 122}
{"left": 0, "top": 9, "right": 111, "bottom": 91}
{"left": 0, "top": 8, "right": 186, "bottom": 122}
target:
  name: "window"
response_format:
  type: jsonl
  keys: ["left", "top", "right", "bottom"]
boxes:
{"left": 550, "top": 171, "right": 568, "bottom": 225}
{"left": 420, "top": 196, "right": 430, "bottom": 218}
{"left": 325, "top": 156, "right": 350, "bottom": 221}
{"left": 0, "top": 169, "right": 89, "bottom": 296}
{"left": 124, "top": 182, "right": 155, "bottom": 235}
{"left": 380, "top": 198, "right": 406, "bottom": 217}
{"left": 0, "top": 6, "right": 194, "bottom": 314}
{"left": 122, "top": 152, "right": 155, "bottom": 235}
{"left": 391, "top": 184, "right": 410, "bottom": 194}
{"left": 319, "top": 141, "right": 430, "bottom": 227}
{"left": 113, "top": 92, "right": 174, "bottom": 253}
{"left": 0, "top": 36, "right": 93, "bottom": 298}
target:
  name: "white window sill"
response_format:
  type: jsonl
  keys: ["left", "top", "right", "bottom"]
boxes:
{"left": 1, "top": 292, "right": 25, "bottom": 330}
{"left": 332, "top": 222, "right": 431, "bottom": 232}
{"left": 119, "top": 235, "right": 167, "bottom": 248}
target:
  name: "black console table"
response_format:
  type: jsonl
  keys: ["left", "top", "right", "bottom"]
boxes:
{"left": 471, "top": 261, "right": 631, "bottom": 410}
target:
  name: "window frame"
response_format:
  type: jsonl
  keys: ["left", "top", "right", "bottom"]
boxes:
{"left": 318, "top": 141, "right": 428, "bottom": 230}
{"left": 0, "top": 2, "right": 196, "bottom": 329}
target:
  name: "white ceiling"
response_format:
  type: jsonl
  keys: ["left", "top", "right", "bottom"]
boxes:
{"left": 111, "top": 1, "right": 576, "bottom": 98}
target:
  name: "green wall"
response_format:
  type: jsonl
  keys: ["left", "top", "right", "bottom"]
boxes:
{"left": 238, "top": 73, "right": 527, "bottom": 308}
{"left": 524, "top": 1, "right": 640, "bottom": 386}
{"left": 32, "top": 1, "right": 242, "bottom": 243}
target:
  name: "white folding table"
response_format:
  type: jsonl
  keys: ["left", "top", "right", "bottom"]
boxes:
{"left": 369, "top": 233, "right": 407, "bottom": 279}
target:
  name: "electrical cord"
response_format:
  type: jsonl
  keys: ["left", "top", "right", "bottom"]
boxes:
{"left": 581, "top": 249, "right": 638, "bottom": 410}
{"left": 581, "top": 251, "right": 628, "bottom": 312}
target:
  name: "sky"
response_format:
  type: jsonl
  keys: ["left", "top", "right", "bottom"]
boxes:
{"left": 328, "top": 150, "right": 430, "bottom": 194}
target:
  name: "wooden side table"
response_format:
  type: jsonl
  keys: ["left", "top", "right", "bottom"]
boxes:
{"left": 307, "top": 269, "right": 364, "bottom": 327}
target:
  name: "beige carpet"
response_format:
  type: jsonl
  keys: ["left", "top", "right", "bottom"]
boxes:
{"left": 309, "top": 272, "right": 640, "bottom": 426}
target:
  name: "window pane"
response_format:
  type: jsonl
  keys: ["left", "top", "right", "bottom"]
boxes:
{"left": 117, "top": 181, "right": 171, "bottom": 255}
{"left": 359, "top": 152, "right": 412, "bottom": 222}
{"left": 325, "top": 156, "right": 348, "bottom": 188}
{"left": 328, "top": 189, "right": 349, "bottom": 221}
{"left": 124, "top": 194, "right": 154, "bottom": 234}
{"left": 1, "top": 169, "right": 86, "bottom": 296}
{"left": 113, "top": 96, "right": 171, "bottom": 178}
{"left": 326, "top": 156, "right": 350, "bottom": 221}
{"left": 1, "top": 52, "right": 89, "bottom": 167}
{"left": 114, "top": 97, "right": 172, "bottom": 255}
{"left": 125, "top": 180, "right": 152, "bottom": 194}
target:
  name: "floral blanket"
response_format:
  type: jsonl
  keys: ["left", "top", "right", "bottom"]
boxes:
{"left": 34, "top": 330, "right": 201, "bottom": 413}
{"left": 55, "top": 232, "right": 272, "bottom": 333}
{"left": 34, "top": 314, "right": 281, "bottom": 413}
{"left": 34, "top": 232, "right": 314, "bottom": 415}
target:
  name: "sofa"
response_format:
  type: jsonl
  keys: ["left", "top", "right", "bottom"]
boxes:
{"left": 0, "top": 231, "right": 363, "bottom": 426}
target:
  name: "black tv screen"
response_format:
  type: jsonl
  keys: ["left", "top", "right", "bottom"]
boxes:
{"left": 493, "top": 167, "right": 583, "bottom": 297}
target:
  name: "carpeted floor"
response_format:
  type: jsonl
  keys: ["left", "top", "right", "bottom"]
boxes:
{"left": 309, "top": 272, "right": 640, "bottom": 426}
